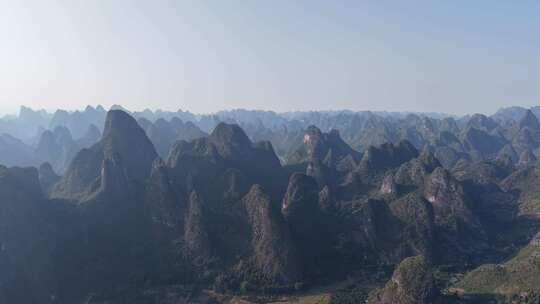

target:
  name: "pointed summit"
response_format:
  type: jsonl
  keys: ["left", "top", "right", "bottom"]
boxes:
{"left": 209, "top": 122, "right": 252, "bottom": 158}
{"left": 466, "top": 113, "right": 498, "bottom": 131}
{"left": 103, "top": 110, "right": 142, "bottom": 139}
{"left": 179, "top": 119, "right": 208, "bottom": 141}
{"left": 84, "top": 105, "right": 95, "bottom": 112}
{"left": 38, "top": 162, "right": 60, "bottom": 194}
{"left": 53, "top": 110, "right": 157, "bottom": 200}
{"left": 518, "top": 109, "right": 540, "bottom": 130}
{"left": 52, "top": 126, "right": 74, "bottom": 145}
{"left": 301, "top": 126, "right": 361, "bottom": 163}
{"left": 392, "top": 151, "right": 441, "bottom": 188}
{"left": 100, "top": 110, "right": 158, "bottom": 181}
{"left": 210, "top": 122, "right": 250, "bottom": 144}
{"left": 35, "top": 130, "right": 60, "bottom": 159}
{"left": 288, "top": 125, "right": 361, "bottom": 182}
{"left": 109, "top": 104, "right": 129, "bottom": 112}
{"left": 78, "top": 124, "right": 101, "bottom": 148}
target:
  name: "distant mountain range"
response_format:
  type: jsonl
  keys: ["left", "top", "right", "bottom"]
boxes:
{"left": 1, "top": 105, "right": 540, "bottom": 173}
{"left": 2, "top": 105, "right": 540, "bottom": 303}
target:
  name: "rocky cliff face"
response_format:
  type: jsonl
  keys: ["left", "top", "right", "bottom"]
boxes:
{"left": 243, "top": 185, "right": 300, "bottom": 284}
{"left": 282, "top": 173, "right": 325, "bottom": 260}
{"left": 183, "top": 191, "right": 211, "bottom": 260}
{"left": 145, "top": 158, "right": 186, "bottom": 233}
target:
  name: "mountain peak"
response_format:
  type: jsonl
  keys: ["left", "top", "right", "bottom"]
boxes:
{"left": 467, "top": 113, "right": 498, "bottom": 131}
{"left": 109, "top": 104, "right": 129, "bottom": 112}
{"left": 103, "top": 110, "right": 141, "bottom": 139}
{"left": 38, "top": 162, "right": 60, "bottom": 194}
{"left": 304, "top": 125, "right": 323, "bottom": 138}
{"left": 79, "top": 124, "right": 101, "bottom": 148}
{"left": 518, "top": 109, "right": 540, "bottom": 130}
{"left": 209, "top": 122, "right": 252, "bottom": 159}
{"left": 53, "top": 126, "right": 73, "bottom": 145}
{"left": 290, "top": 125, "right": 361, "bottom": 170}
{"left": 36, "top": 130, "right": 58, "bottom": 151}
{"left": 210, "top": 122, "right": 251, "bottom": 147}
{"left": 84, "top": 105, "right": 95, "bottom": 112}
{"left": 53, "top": 110, "right": 157, "bottom": 199}
{"left": 359, "top": 140, "right": 418, "bottom": 173}
{"left": 101, "top": 110, "right": 158, "bottom": 180}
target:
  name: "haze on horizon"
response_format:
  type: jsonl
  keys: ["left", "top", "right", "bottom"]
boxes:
{"left": 1, "top": 0, "right": 539, "bottom": 116}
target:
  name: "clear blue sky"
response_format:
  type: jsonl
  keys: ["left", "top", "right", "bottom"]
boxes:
{"left": 0, "top": 0, "right": 539, "bottom": 115}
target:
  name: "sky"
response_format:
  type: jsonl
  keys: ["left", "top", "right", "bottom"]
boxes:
{"left": 0, "top": 0, "right": 539, "bottom": 115}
